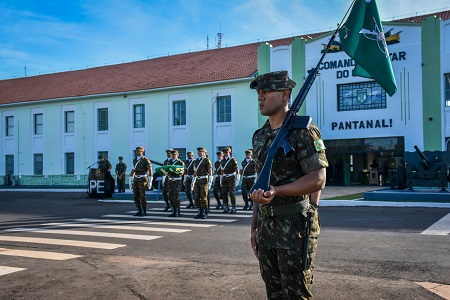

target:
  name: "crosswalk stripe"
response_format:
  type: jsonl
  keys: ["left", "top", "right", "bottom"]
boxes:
{"left": 76, "top": 218, "right": 215, "bottom": 228}
{"left": 127, "top": 210, "right": 252, "bottom": 218}
{"left": 41, "top": 222, "right": 190, "bottom": 233}
{"left": 0, "top": 235, "right": 126, "bottom": 250}
{"left": 5, "top": 228, "right": 162, "bottom": 241}
{"left": 150, "top": 208, "right": 254, "bottom": 214}
{"left": 0, "top": 247, "right": 81, "bottom": 260}
{"left": 421, "top": 213, "right": 450, "bottom": 235}
{"left": 103, "top": 214, "right": 236, "bottom": 223}
{"left": 0, "top": 266, "right": 26, "bottom": 276}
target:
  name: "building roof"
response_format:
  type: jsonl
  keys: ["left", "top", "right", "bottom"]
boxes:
{"left": 388, "top": 9, "right": 450, "bottom": 23}
{"left": 1, "top": 10, "right": 449, "bottom": 106}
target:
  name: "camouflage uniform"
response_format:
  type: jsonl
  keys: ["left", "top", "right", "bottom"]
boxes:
{"left": 162, "top": 150, "right": 173, "bottom": 211}
{"left": 193, "top": 155, "right": 212, "bottom": 219}
{"left": 98, "top": 158, "right": 114, "bottom": 197}
{"left": 220, "top": 149, "right": 239, "bottom": 213}
{"left": 252, "top": 120, "right": 327, "bottom": 300}
{"left": 167, "top": 157, "right": 184, "bottom": 216}
{"left": 241, "top": 153, "right": 257, "bottom": 210}
{"left": 132, "top": 155, "right": 152, "bottom": 213}
{"left": 115, "top": 159, "right": 127, "bottom": 193}
{"left": 184, "top": 156, "right": 196, "bottom": 208}
{"left": 213, "top": 155, "right": 223, "bottom": 209}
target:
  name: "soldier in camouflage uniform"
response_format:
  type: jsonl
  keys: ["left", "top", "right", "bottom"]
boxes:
{"left": 240, "top": 149, "right": 257, "bottom": 210}
{"left": 131, "top": 146, "right": 153, "bottom": 216}
{"left": 184, "top": 151, "right": 196, "bottom": 208}
{"left": 213, "top": 151, "right": 224, "bottom": 209}
{"left": 249, "top": 71, "right": 327, "bottom": 299}
{"left": 167, "top": 150, "right": 185, "bottom": 217}
{"left": 162, "top": 148, "right": 173, "bottom": 212}
{"left": 220, "top": 147, "right": 239, "bottom": 213}
{"left": 98, "top": 154, "right": 114, "bottom": 197}
{"left": 193, "top": 147, "right": 212, "bottom": 219}
{"left": 115, "top": 156, "right": 127, "bottom": 193}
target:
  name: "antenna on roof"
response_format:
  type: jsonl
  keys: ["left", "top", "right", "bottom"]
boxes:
{"left": 216, "top": 23, "right": 224, "bottom": 48}
{"left": 207, "top": 35, "right": 209, "bottom": 50}
{"left": 24, "top": 65, "right": 27, "bottom": 77}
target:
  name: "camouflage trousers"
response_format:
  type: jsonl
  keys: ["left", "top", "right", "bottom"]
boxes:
{"left": 258, "top": 209, "right": 320, "bottom": 300}
{"left": 117, "top": 176, "right": 126, "bottom": 192}
{"left": 184, "top": 176, "right": 193, "bottom": 201}
{"left": 241, "top": 177, "right": 255, "bottom": 202}
{"left": 167, "top": 178, "right": 182, "bottom": 207}
{"left": 193, "top": 180, "right": 209, "bottom": 209}
{"left": 162, "top": 176, "right": 169, "bottom": 203}
{"left": 221, "top": 176, "right": 236, "bottom": 205}
{"left": 133, "top": 181, "right": 147, "bottom": 207}
{"left": 213, "top": 176, "right": 222, "bottom": 201}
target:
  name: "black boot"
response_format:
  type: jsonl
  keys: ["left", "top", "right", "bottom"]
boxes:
{"left": 168, "top": 205, "right": 177, "bottom": 217}
{"left": 222, "top": 203, "right": 229, "bottom": 213}
{"left": 230, "top": 205, "right": 236, "bottom": 213}
{"left": 194, "top": 208, "right": 203, "bottom": 219}
{"left": 249, "top": 200, "right": 253, "bottom": 210}
{"left": 133, "top": 206, "right": 143, "bottom": 216}
{"left": 243, "top": 199, "right": 249, "bottom": 210}
{"left": 142, "top": 206, "right": 147, "bottom": 216}
{"left": 163, "top": 200, "right": 170, "bottom": 212}
{"left": 201, "top": 208, "right": 208, "bottom": 219}
{"left": 176, "top": 206, "right": 181, "bottom": 217}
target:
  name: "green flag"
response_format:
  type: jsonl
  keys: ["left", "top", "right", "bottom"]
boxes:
{"left": 338, "top": 0, "right": 397, "bottom": 96}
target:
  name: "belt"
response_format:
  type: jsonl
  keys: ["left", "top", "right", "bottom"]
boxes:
{"left": 243, "top": 175, "right": 256, "bottom": 178}
{"left": 168, "top": 177, "right": 182, "bottom": 181}
{"left": 224, "top": 173, "right": 235, "bottom": 177}
{"left": 134, "top": 174, "right": 147, "bottom": 178}
{"left": 196, "top": 175, "right": 208, "bottom": 179}
{"left": 259, "top": 200, "right": 309, "bottom": 217}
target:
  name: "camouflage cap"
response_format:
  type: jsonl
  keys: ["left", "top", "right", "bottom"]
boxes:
{"left": 136, "top": 146, "right": 145, "bottom": 152}
{"left": 197, "top": 147, "right": 207, "bottom": 153}
{"left": 216, "top": 151, "right": 224, "bottom": 156}
{"left": 250, "top": 70, "right": 296, "bottom": 91}
{"left": 245, "top": 149, "right": 252, "bottom": 154}
{"left": 118, "top": 156, "right": 123, "bottom": 160}
{"left": 166, "top": 148, "right": 173, "bottom": 153}
{"left": 170, "top": 149, "right": 179, "bottom": 155}
{"left": 187, "top": 151, "right": 194, "bottom": 155}
{"left": 222, "top": 147, "right": 231, "bottom": 153}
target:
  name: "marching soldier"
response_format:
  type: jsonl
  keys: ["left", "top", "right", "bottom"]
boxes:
{"left": 184, "top": 151, "right": 196, "bottom": 208}
{"left": 130, "top": 146, "right": 153, "bottom": 216}
{"left": 240, "top": 149, "right": 257, "bottom": 210}
{"left": 193, "top": 147, "right": 213, "bottom": 219}
{"left": 162, "top": 148, "right": 173, "bottom": 212}
{"left": 167, "top": 150, "right": 184, "bottom": 217}
{"left": 213, "top": 151, "right": 224, "bottom": 209}
{"left": 115, "top": 156, "right": 127, "bottom": 193}
{"left": 220, "top": 147, "right": 239, "bottom": 213}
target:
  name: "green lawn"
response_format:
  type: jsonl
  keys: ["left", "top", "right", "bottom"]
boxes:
{"left": 326, "top": 193, "right": 364, "bottom": 200}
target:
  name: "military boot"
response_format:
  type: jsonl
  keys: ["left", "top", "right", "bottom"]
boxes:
{"left": 194, "top": 208, "right": 203, "bottom": 219}
{"left": 163, "top": 200, "right": 170, "bottom": 212}
{"left": 168, "top": 205, "right": 177, "bottom": 217}
{"left": 243, "top": 199, "right": 249, "bottom": 210}
{"left": 133, "top": 206, "right": 143, "bottom": 216}
{"left": 230, "top": 205, "right": 236, "bottom": 213}
{"left": 176, "top": 206, "right": 181, "bottom": 217}
{"left": 222, "top": 203, "right": 229, "bottom": 213}
{"left": 201, "top": 208, "right": 208, "bottom": 219}
{"left": 142, "top": 206, "right": 147, "bottom": 216}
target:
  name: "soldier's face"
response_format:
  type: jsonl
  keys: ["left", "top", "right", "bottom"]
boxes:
{"left": 188, "top": 154, "right": 193, "bottom": 159}
{"left": 245, "top": 153, "right": 252, "bottom": 159}
{"left": 217, "top": 155, "right": 223, "bottom": 160}
{"left": 136, "top": 150, "right": 143, "bottom": 156}
{"left": 257, "top": 89, "right": 289, "bottom": 116}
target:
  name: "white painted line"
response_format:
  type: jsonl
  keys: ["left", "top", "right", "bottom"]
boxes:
{"left": 41, "top": 222, "right": 190, "bottom": 233}
{"left": 126, "top": 210, "right": 251, "bottom": 218}
{"left": 5, "top": 228, "right": 162, "bottom": 241}
{"left": 0, "top": 247, "right": 81, "bottom": 260}
{"left": 420, "top": 213, "right": 450, "bottom": 235}
{"left": 0, "top": 266, "right": 26, "bottom": 276}
{"left": 149, "top": 208, "right": 254, "bottom": 214}
{"left": 77, "top": 218, "right": 215, "bottom": 228}
{"left": 103, "top": 214, "right": 236, "bottom": 223}
{"left": 0, "top": 235, "right": 126, "bottom": 250}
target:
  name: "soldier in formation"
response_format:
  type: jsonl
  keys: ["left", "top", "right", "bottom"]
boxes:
{"left": 115, "top": 156, "right": 127, "bottom": 193}
{"left": 184, "top": 151, "right": 196, "bottom": 208}
{"left": 192, "top": 147, "right": 212, "bottom": 219}
{"left": 220, "top": 147, "right": 239, "bottom": 213}
{"left": 167, "top": 150, "right": 184, "bottom": 217}
{"left": 162, "top": 148, "right": 173, "bottom": 212}
{"left": 130, "top": 146, "right": 153, "bottom": 217}
{"left": 212, "top": 151, "right": 224, "bottom": 209}
{"left": 240, "top": 149, "right": 257, "bottom": 210}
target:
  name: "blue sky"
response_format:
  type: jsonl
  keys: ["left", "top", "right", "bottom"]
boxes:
{"left": 1, "top": 0, "right": 449, "bottom": 79}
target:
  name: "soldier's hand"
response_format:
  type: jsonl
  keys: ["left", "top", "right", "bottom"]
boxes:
{"left": 249, "top": 185, "right": 276, "bottom": 205}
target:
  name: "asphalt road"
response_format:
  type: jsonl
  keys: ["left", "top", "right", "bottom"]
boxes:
{"left": 0, "top": 192, "right": 449, "bottom": 300}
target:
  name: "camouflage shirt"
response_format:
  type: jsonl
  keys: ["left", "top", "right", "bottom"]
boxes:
{"left": 184, "top": 159, "right": 195, "bottom": 176}
{"left": 214, "top": 160, "right": 222, "bottom": 175}
{"left": 132, "top": 156, "right": 152, "bottom": 182}
{"left": 252, "top": 120, "right": 328, "bottom": 249}
{"left": 220, "top": 157, "right": 238, "bottom": 175}
{"left": 241, "top": 158, "right": 257, "bottom": 176}
{"left": 98, "top": 160, "right": 112, "bottom": 172}
{"left": 194, "top": 157, "right": 212, "bottom": 177}
{"left": 115, "top": 162, "right": 127, "bottom": 174}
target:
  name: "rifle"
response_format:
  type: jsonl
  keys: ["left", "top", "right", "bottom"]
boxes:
{"left": 249, "top": 27, "right": 340, "bottom": 194}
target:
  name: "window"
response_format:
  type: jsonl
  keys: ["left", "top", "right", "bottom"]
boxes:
{"left": 173, "top": 101, "right": 186, "bottom": 126}
{"left": 34, "top": 113, "right": 43, "bottom": 135}
{"left": 133, "top": 104, "right": 145, "bottom": 128}
{"left": 217, "top": 96, "right": 231, "bottom": 122}
{"left": 5, "top": 155, "right": 14, "bottom": 175}
{"left": 65, "top": 153, "right": 75, "bottom": 174}
{"left": 97, "top": 108, "right": 108, "bottom": 131}
{"left": 34, "top": 154, "right": 43, "bottom": 175}
{"left": 174, "top": 148, "right": 186, "bottom": 161}
{"left": 445, "top": 73, "right": 450, "bottom": 107}
{"left": 5, "top": 116, "right": 14, "bottom": 136}
{"left": 65, "top": 111, "right": 75, "bottom": 133}
{"left": 337, "top": 81, "right": 386, "bottom": 111}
